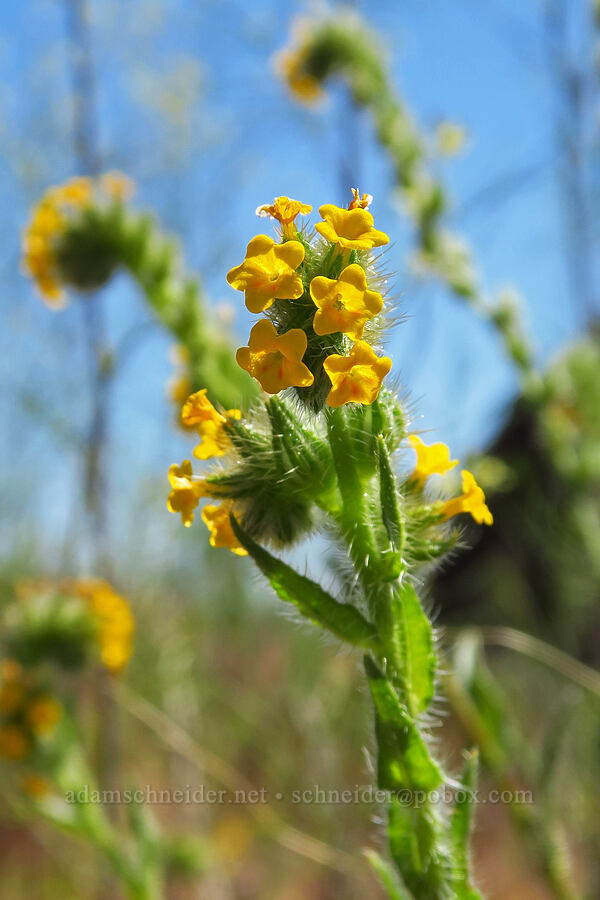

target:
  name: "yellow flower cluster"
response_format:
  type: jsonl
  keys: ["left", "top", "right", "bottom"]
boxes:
{"left": 0, "top": 660, "right": 62, "bottom": 765}
{"left": 22, "top": 172, "right": 133, "bottom": 307}
{"left": 74, "top": 579, "right": 135, "bottom": 673}
{"left": 167, "top": 393, "right": 247, "bottom": 554}
{"left": 228, "top": 192, "right": 392, "bottom": 405}
{"left": 408, "top": 435, "right": 493, "bottom": 526}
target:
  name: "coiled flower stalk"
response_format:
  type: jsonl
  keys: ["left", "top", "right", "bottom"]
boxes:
{"left": 275, "top": 14, "right": 537, "bottom": 389}
{"left": 168, "top": 191, "right": 492, "bottom": 899}
{"left": 22, "top": 174, "right": 255, "bottom": 411}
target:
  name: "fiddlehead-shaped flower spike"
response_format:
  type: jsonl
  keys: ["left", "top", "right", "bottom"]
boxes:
{"left": 310, "top": 264, "right": 383, "bottom": 339}
{"left": 323, "top": 341, "right": 392, "bottom": 407}
{"left": 408, "top": 434, "right": 458, "bottom": 485}
{"left": 236, "top": 320, "right": 314, "bottom": 394}
{"left": 440, "top": 470, "right": 493, "bottom": 525}
{"left": 226, "top": 235, "right": 305, "bottom": 313}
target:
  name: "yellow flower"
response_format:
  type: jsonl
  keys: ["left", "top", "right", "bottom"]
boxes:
{"left": 348, "top": 188, "right": 373, "bottom": 210}
{"left": 309, "top": 264, "right": 383, "bottom": 339}
{"left": 227, "top": 235, "right": 305, "bottom": 314}
{"left": 181, "top": 389, "right": 241, "bottom": 459}
{"left": 21, "top": 773, "right": 52, "bottom": 799}
{"left": 49, "top": 176, "right": 93, "bottom": 207}
{"left": 100, "top": 171, "right": 135, "bottom": 202}
{"left": 167, "top": 459, "right": 205, "bottom": 527}
{"left": 201, "top": 502, "right": 248, "bottom": 556}
{"left": 73, "top": 578, "right": 135, "bottom": 672}
{"left": 275, "top": 46, "right": 322, "bottom": 104}
{"left": 315, "top": 204, "right": 389, "bottom": 251}
{"left": 256, "top": 196, "right": 312, "bottom": 237}
{"left": 0, "top": 725, "right": 30, "bottom": 761}
{"left": 0, "top": 665, "right": 26, "bottom": 716}
{"left": 22, "top": 198, "right": 67, "bottom": 307}
{"left": 26, "top": 696, "right": 62, "bottom": 736}
{"left": 408, "top": 435, "right": 458, "bottom": 485}
{"left": 236, "top": 319, "right": 314, "bottom": 394}
{"left": 441, "top": 470, "right": 493, "bottom": 526}
{"left": 323, "top": 340, "right": 392, "bottom": 407}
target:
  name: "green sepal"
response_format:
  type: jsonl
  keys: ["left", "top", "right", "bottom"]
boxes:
{"left": 230, "top": 517, "right": 379, "bottom": 650}
{"left": 388, "top": 581, "right": 436, "bottom": 717}
{"left": 449, "top": 750, "right": 482, "bottom": 900}
{"left": 363, "top": 848, "right": 414, "bottom": 900}
{"left": 364, "top": 655, "right": 443, "bottom": 791}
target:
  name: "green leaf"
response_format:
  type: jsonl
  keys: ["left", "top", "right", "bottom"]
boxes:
{"left": 230, "top": 517, "right": 379, "bottom": 650}
{"left": 387, "top": 800, "right": 452, "bottom": 898}
{"left": 363, "top": 848, "right": 414, "bottom": 900}
{"left": 364, "top": 656, "right": 443, "bottom": 791}
{"left": 388, "top": 581, "right": 436, "bottom": 717}
{"left": 377, "top": 436, "right": 404, "bottom": 553}
{"left": 449, "top": 751, "right": 482, "bottom": 900}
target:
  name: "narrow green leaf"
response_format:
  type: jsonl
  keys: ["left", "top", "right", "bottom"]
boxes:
{"left": 230, "top": 517, "right": 379, "bottom": 650}
{"left": 449, "top": 750, "right": 482, "bottom": 900}
{"left": 363, "top": 848, "right": 414, "bottom": 900}
{"left": 377, "top": 435, "right": 404, "bottom": 552}
{"left": 364, "top": 656, "right": 443, "bottom": 791}
{"left": 388, "top": 581, "right": 436, "bottom": 717}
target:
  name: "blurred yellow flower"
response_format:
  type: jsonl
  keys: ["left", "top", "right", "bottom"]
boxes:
{"left": 310, "top": 264, "right": 383, "bottom": 339}
{"left": 435, "top": 121, "right": 467, "bottom": 157}
{"left": 26, "top": 696, "right": 62, "bottom": 736}
{"left": 441, "top": 470, "right": 493, "bottom": 526}
{"left": 0, "top": 677, "right": 26, "bottom": 716}
{"left": 100, "top": 171, "right": 135, "bottom": 202}
{"left": 315, "top": 204, "right": 389, "bottom": 251}
{"left": 0, "top": 724, "right": 30, "bottom": 761}
{"left": 227, "top": 235, "right": 305, "bottom": 314}
{"left": 256, "top": 196, "right": 312, "bottom": 237}
{"left": 348, "top": 188, "right": 373, "bottom": 210}
{"left": 167, "top": 460, "right": 205, "bottom": 527}
{"left": 323, "top": 340, "right": 392, "bottom": 407}
{"left": 275, "top": 45, "right": 322, "bottom": 104}
{"left": 75, "top": 578, "right": 135, "bottom": 672}
{"left": 236, "top": 319, "right": 314, "bottom": 394}
{"left": 408, "top": 435, "right": 458, "bottom": 485}
{"left": 21, "top": 773, "right": 52, "bottom": 799}
{"left": 202, "top": 502, "right": 248, "bottom": 556}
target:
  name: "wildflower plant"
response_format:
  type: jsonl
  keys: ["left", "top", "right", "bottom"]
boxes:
{"left": 169, "top": 191, "right": 492, "bottom": 898}
{"left": 0, "top": 579, "right": 192, "bottom": 900}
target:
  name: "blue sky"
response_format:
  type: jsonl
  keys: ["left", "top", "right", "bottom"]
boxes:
{"left": 1, "top": 0, "right": 597, "bottom": 567}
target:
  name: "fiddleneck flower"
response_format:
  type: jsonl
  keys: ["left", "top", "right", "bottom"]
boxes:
{"left": 408, "top": 435, "right": 458, "bottom": 485}
{"left": 181, "top": 389, "right": 241, "bottom": 459}
{"left": 323, "top": 340, "right": 392, "bottom": 407}
{"left": 236, "top": 319, "right": 314, "bottom": 394}
{"left": 309, "top": 264, "right": 383, "bottom": 339}
{"left": 256, "top": 196, "right": 312, "bottom": 238}
{"left": 202, "top": 502, "right": 248, "bottom": 556}
{"left": 226, "top": 235, "right": 305, "bottom": 314}
{"left": 348, "top": 188, "right": 373, "bottom": 210}
{"left": 167, "top": 460, "right": 206, "bottom": 527}
{"left": 440, "top": 470, "right": 493, "bottom": 526}
{"left": 315, "top": 204, "right": 389, "bottom": 251}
